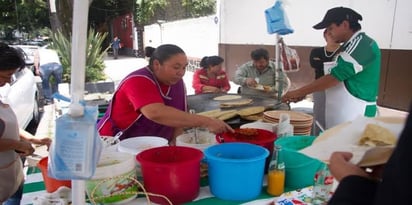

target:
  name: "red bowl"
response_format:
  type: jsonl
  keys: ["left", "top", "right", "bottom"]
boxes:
{"left": 216, "top": 128, "right": 277, "bottom": 149}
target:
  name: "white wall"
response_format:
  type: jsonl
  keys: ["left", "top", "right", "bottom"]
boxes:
{"left": 144, "top": 16, "right": 219, "bottom": 58}
{"left": 219, "top": 0, "right": 412, "bottom": 50}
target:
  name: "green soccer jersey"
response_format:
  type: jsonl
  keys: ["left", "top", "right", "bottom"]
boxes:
{"left": 331, "top": 31, "right": 381, "bottom": 102}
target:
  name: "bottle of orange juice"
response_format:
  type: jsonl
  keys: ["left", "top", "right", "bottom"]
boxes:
{"left": 267, "top": 145, "right": 285, "bottom": 196}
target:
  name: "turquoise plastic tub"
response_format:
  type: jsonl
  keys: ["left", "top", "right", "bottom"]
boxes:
{"left": 204, "top": 143, "right": 269, "bottom": 201}
{"left": 275, "top": 136, "right": 323, "bottom": 190}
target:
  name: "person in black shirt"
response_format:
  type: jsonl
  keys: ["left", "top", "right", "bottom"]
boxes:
{"left": 328, "top": 103, "right": 412, "bottom": 205}
{"left": 309, "top": 29, "right": 340, "bottom": 135}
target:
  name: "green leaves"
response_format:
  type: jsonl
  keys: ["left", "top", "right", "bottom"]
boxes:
{"left": 50, "top": 29, "right": 109, "bottom": 83}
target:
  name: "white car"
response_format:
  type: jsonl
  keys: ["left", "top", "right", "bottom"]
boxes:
{"left": 0, "top": 46, "right": 42, "bottom": 130}
{"left": 11, "top": 44, "right": 39, "bottom": 64}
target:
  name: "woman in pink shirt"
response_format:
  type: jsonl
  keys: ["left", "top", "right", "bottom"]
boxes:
{"left": 192, "top": 56, "right": 230, "bottom": 94}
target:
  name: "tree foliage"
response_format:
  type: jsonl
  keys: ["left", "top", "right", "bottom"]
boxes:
{"left": 134, "top": 0, "right": 168, "bottom": 25}
{"left": 181, "top": 0, "right": 215, "bottom": 18}
{"left": 49, "top": 29, "right": 109, "bottom": 83}
{"left": 0, "top": 0, "right": 49, "bottom": 40}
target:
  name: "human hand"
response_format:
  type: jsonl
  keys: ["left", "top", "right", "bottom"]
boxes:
{"left": 205, "top": 118, "right": 234, "bottom": 134}
{"left": 281, "top": 90, "right": 305, "bottom": 103}
{"left": 328, "top": 152, "right": 370, "bottom": 181}
{"left": 15, "top": 140, "right": 35, "bottom": 156}
{"left": 32, "top": 137, "right": 52, "bottom": 150}
{"left": 245, "top": 78, "right": 258, "bottom": 87}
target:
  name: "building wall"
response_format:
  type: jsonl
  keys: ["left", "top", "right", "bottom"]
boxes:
{"left": 141, "top": 0, "right": 412, "bottom": 111}
{"left": 217, "top": 0, "right": 412, "bottom": 111}
{"left": 143, "top": 16, "right": 219, "bottom": 58}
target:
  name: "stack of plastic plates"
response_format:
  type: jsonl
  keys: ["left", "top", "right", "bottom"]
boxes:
{"left": 263, "top": 110, "right": 313, "bottom": 135}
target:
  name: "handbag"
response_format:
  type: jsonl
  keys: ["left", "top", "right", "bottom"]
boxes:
{"left": 279, "top": 38, "right": 300, "bottom": 72}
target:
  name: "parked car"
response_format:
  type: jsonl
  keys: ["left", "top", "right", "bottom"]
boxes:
{"left": 0, "top": 46, "right": 42, "bottom": 130}
{"left": 11, "top": 45, "right": 39, "bottom": 66}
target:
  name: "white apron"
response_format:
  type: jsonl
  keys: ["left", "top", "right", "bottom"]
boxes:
{"left": 0, "top": 103, "right": 24, "bottom": 202}
{"left": 323, "top": 62, "right": 376, "bottom": 129}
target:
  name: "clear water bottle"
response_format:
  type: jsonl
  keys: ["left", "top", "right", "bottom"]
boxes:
{"left": 312, "top": 163, "right": 333, "bottom": 205}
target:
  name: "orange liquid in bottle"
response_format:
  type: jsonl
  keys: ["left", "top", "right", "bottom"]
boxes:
{"left": 267, "top": 169, "right": 285, "bottom": 196}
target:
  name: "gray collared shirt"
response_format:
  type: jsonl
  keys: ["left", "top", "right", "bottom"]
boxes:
{"left": 233, "top": 60, "right": 289, "bottom": 98}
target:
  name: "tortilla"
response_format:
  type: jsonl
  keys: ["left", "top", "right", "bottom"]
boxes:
{"left": 217, "top": 110, "right": 238, "bottom": 120}
{"left": 237, "top": 106, "right": 265, "bottom": 116}
{"left": 358, "top": 124, "right": 397, "bottom": 146}
{"left": 197, "top": 109, "right": 237, "bottom": 120}
{"left": 240, "top": 113, "right": 263, "bottom": 121}
{"left": 213, "top": 95, "right": 242, "bottom": 101}
{"left": 197, "top": 109, "right": 222, "bottom": 118}
{"left": 220, "top": 99, "right": 253, "bottom": 108}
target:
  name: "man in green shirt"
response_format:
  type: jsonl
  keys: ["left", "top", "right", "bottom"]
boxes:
{"left": 282, "top": 7, "right": 381, "bottom": 129}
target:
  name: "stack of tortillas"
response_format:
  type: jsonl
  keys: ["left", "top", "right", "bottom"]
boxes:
{"left": 263, "top": 110, "right": 313, "bottom": 135}
{"left": 237, "top": 106, "right": 266, "bottom": 121}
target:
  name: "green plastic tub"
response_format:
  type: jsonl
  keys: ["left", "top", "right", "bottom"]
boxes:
{"left": 275, "top": 136, "right": 322, "bottom": 190}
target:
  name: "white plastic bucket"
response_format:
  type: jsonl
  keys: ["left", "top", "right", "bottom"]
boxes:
{"left": 85, "top": 151, "right": 137, "bottom": 204}
{"left": 176, "top": 129, "right": 216, "bottom": 152}
{"left": 117, "top": 136, "right": 169, "bottom": 155}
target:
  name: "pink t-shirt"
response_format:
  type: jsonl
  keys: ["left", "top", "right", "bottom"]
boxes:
{"left": 99, "top": 76, "right": 169, "bottom": 136}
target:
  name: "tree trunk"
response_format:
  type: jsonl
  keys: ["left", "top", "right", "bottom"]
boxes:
{"left": 47, "top": 0, "right": 61, "bottom": 33}
{"left": 55, "top": 0, "right": 73, "bottom": 39}
{"left": 135, "top": 23, "right": 145, "bottom": 58}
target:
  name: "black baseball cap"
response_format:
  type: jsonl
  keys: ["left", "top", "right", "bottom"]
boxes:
{"left": 313, "top": 7, "right": 362, "bottom": 29}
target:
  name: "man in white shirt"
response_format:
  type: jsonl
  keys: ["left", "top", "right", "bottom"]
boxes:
{"left": 34, "top": 48, "right": 63, "bottom": 104}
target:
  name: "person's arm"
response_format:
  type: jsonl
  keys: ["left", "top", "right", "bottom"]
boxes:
{"left": 309, "top": 48, "right": 324, "bottom": 71}
{"left": 19, "top": 128, "right": 51, "bottom": 148}
{"left": 233, "top": 63, "right": 248, "bottom": 85}
{"left": 192, "top": 70, "right": 205, "bottom": 94}
{"left": 0, "top": 138, "right": 34, "bottom": 156}
{"left": 140, "top": 103, "right": 233, "bottom": 134}
{"left": 34, "top": 50, "right": 40, "bottom": 76}
{"left": 221, "top": 73, "right": 231, "bottom": 92}
{"left": 282, "top": 74, "right": 339, "bottom": 102}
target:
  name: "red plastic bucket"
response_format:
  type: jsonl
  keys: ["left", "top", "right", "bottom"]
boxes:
{"left": 216, "top": 128, "right": 277, "bottom": 170}
{"left": 37, "top": 157, "right": 72, "bottom": 193}
{"left": 136, "top": 146, "right": 203, "bottom": 204}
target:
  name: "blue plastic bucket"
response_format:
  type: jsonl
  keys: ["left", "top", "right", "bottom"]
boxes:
{"left": 204, "top": 143, "right": 269, "bottom": 201}
{"left": 275, "top": 136, "right": 322, "bottom": 190}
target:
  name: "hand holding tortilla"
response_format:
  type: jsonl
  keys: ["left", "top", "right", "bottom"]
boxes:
{"left": 358, "top": 124, "right": 397, "bottom": 147}
{"left": 300, "top": 116, "right": 405, "bottom": 166}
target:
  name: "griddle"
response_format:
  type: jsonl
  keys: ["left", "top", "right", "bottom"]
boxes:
{"left": 187, "top": 93, "right": 290, "bottom": 128}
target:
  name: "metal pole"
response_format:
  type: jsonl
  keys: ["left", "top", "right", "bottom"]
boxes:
{"left": 70, "top": 0, "right": 89, "bottom": 204}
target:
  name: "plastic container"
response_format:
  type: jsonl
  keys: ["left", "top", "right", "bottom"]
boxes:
{"left": 176, "top": 129, "right": 216, "bottom": 151}
{"left": 240, "top": 122, "right": 278, "bottom": 133}
{"left": 118, "top": 136, "right": 168, "bottom": 183}
{"left": 136, "top": 146, "right": 204, "bottom": 204}
{"left": 275, "top": 136, "right": 322, "bottom": 190}
{"left": 37, "top": 157, "right": 72, "bottom": 193}
{"left": 85, "top": 151, "right": 137, "bottom": 204}
{"left": 204, "top": 143, "right": 269, "bottom": 201}
{"left": 118, "top": 136, "right": 169, "bottom": 155}
{"left": 216, "top": 128, "right": 277, "bottom": 171}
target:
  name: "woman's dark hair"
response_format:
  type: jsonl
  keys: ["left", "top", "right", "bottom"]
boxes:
{"left": 149, "top": 44, "right": 185, "bottom": 67}
{"left": 0, "top": 43, "right": 25, "bottom": 71}
{"left": 251, "top": 48, "right": 269, "bottom": 61}
{"left": 200, "top": 56, "right": 224, "bottom": 69}
{"left": 144, "top": 46, "right": 156, "bottom": 58}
